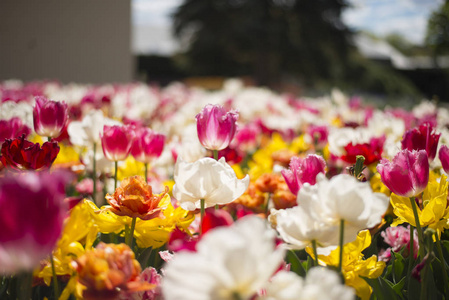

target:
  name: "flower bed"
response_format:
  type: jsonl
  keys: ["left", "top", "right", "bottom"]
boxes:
{"left": 1, "top": 79, "right": 449, "bottom": 300}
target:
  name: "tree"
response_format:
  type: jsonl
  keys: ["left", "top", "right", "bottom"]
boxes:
{"left": 426, "top": 1, "right": 449, "bottom": 57}
{"left": 172, "top": 0, "right": 353, "bottom": 88}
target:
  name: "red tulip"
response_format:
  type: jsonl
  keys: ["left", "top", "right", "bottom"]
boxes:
{"left": 401, "top": 122, "right": 440, "bottom": 161}
{"left": 0, "top": 117, "right": 31, "bottom": 144}
{"left": 376, "top": 149, "right": 429, "bottom": 197}
{"left": 0, "top": 134, "right": 59, "bottom": 171}
{"left": 100, "top": 125, "right": 135, "bottom": 161}
{"left": 130, "top": 127, "right": 165, "bottom": 164}
{"left": 341, "top": 136, "right": 385, "bottom": 165}
{"left": 196, "top": 104, "right": 238, "bottom": 151}
{"left": 33, "top": 96, "right": 69, "bottom": 138}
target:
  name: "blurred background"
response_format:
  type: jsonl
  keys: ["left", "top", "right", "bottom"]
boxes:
{"left": 1, "top": 0, "right": 448, "bottom": 101}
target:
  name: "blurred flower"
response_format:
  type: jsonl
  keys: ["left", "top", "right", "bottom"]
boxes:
{"left": 134, "top": 267, "right": 162, "bottom": 300}
{"left": 281, "top": 154, "right": 326, "bottom": 195}
{"left": 390, "top": 174, "right": 449, "bottom": 238}
{"left": 0, "top": 117, "right": 31, "bottom": 144}
{"left": 233, "top": 182, "right": 266, "bottom": 210}
{"left": 0, "top": 171, "right": 70, "bottom": 274}
{"left": 76, "top": 178, "right": 104, "bottom": 196}
{"left": 173, "top": 157, "right": 249, "bottom": 211}
{"left": 402, "top": 122, "right": 440, "bottom": 161}
{"left": 101, "top": 125, "right": 135, "bottom": 161}
{"left": 161, "top": 216, "right": 285, "bottom": 300}
{"left": 439, "top": 145, "right": 449, "bottom": 174}
{"left": 379, "top": 226, "right": 418, "bottom": 261}
{"left": 33, "top": 96, "right": 69, "bottom": 138}
{"left": 105, "top": 175, "right": 168, "bottom": 220}
{"left": 130, "top": 127, "right": 165, "bottom": 164}
{"left": 255, "top": 173, "right": 284, "bottom": 194}
{"left": 231, "top": 122, "right": 260, "bottom": 152}
{"left": 377, "top": 149, "right": 429, "bottom": 197}
{"left": 71, "top": 243, "right": 154, "bottom": 300}
{"left": 195, "top": 104, "right": 238, "bottom": 150}
{"left": 0, "top": 134, "right": 59, "bottom": 170}
{"left": 341, "top": 135, "right": 385, "bottom": 165}
{"left": 299, "top": 174, "right": 389, "bottom": 245}
{"left": 307, "top": 230, "right": 385, "bottom": 300}
{"left": 260, "top": 268, "right": 354, "bottom": 300}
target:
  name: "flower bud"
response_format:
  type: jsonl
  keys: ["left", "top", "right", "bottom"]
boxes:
{"left": 100, "top": 125, "right": 135, "bottom": 161}
{"left": 33, "top": 96, "right": 68, "bottom": 138}
{"left": 130, "top": 127, "right": 165, "bottom": 164}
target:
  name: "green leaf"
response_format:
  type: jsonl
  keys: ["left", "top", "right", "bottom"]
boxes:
{"left": 286, "top": 250, "right": 306, "bottom": 277}
{"left": 392, "top": 251, "right": 405, "bottom": 283}
{"left": 362, "top": 277, "right": 398, "bottom": 300}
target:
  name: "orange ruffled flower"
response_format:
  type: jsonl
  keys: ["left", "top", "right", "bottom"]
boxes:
{"left": 71, "top": 243, "right": 154, "bottom": 300}
{"left": 105, "top": 175, "right": 168, "bottom": 220}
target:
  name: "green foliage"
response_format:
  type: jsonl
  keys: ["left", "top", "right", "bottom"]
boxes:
{"left": 426, "top": 1, "right": 449, "bottom": 56}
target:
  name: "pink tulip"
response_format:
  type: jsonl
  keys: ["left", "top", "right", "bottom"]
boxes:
{"left": 130, "top": 127, "right": 165, "bottom": 164}
{"left": 195, "top": 104, "right": 238, "bottom": 150}
{"left": 0, "top": 170, "right": 71, "bottom": 274}
{"left": 33, "top": 96, "right": 68, "bottom": 138}
{"left": 439, "top": 145, "right": 449, "bottom": 174}
{"left": 0, "top": 117, "right": 31, "bottom": 144}
{"left": 101, "top": 125, "right": 135, "bottom": 161}
{"left": 281, "top": 154, "right": 326, "bottom": 195}
{"left": 376, "top": 149, "right": 429, "bottom": 197}
{"left": 401, "top": 122, "right": 440, "bottom": 161}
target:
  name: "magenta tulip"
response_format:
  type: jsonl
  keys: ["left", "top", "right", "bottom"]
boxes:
{"left": 100, "top": 125, "right": 135, "bottom": 161}
{"left": 195, "top": 104, "right": 238, "bottom": 151}
{"left": 0, "top": 117, "right": 31, "bottom": 144}
{"left": 401, "top": 122, "right": 440, "bottom": 161}
{"left": 130, "top": 127, "right": 165, "bottom": 164}
{"left": 33, "top": 96, "right": 68, "bottom": 138}
{"left": 281, "top": 154, "right": 326, "bottom": 195}
{"left": 376, "top": 149, "right": 429, "bottom": 197}
{"left": 439, "top": 145, "right": 449, "bottom": 174}
{"left": 0, "top": 170, "right": 71, "bottom": 274}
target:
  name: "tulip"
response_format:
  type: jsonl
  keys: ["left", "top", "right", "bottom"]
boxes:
{"left": 172, "top": 157, "right": 250, "bottom": 211}
{"left": 281, "top": 154, "right": 326, "bottom": 196}
{"left": 341, "top": 135, "right": 385, "bottom": 165}
{"left": 376, "top": 149, "right": 429, "bottom": 198}
{"left": 0, "top": 117, "right": 31, "bottom": 144}
{"left": 100, "top": 125, "right": 135, "bottom": 162}
{"left": 195, "top": 104, "right": 238, "bottom": 151}
{"left": 131, "top": 127, "right": 165, "bottom": 164}
{"left": 33, "top": 96, "right": 68, "bottom": 138}
{"left": 0, "top": 134, "right": 59, "bottom": 171}
{"left": 401, "top": 122, "right": 440, "bottom": 161}
{"left": 0, "top": 171, "right": 70, "bottom": 274}
{"left": 439, "top": 145, "right": 449, "bottom": 174}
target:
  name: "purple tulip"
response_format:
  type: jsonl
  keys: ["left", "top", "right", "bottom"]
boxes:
{"left": 439, "top": 145, "right": 449, "bottom": 174}
{"left": 130, "top": 127, "right": 165, "bottom": 164}
{"left": 0, "top": 117, "right": 31, "bottom": 144}
{"left": 377, "top": 149, "right": 429, "bottom": 197}
{"left": 33, "top": 96, "right": 68, "bottom": 138}
{"left": 100, "top": 125, "right": 135, "bottom": 161}
{"left": 195, "top": 104, "right": 238, "bottom": 151}
{"left": 0, "top": 170, "right": 71, "bottom": 274}
{"left": 281, "top": 154, "right": 326, "bottom": 195}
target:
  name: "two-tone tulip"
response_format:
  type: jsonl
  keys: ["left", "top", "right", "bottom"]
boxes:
{"left": 33, "top": 96, "right": 68, "bottom": 139}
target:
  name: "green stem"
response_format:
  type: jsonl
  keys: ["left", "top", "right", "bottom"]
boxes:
{"left": 213, "top": 150, "right": 219, "bottom": 160}
{"left": 265, "top": 193, "right": 271, "bottom": 217}
{"left": 338, "top": 219, "right": 344, "bottom": 273}
{"left": 144, "top": 163, "right": 148, "bottom": 183}
{"left": 114, "top": 161, "right": 118, "bottom": 191}
{"left": 47, "top": 137, "right": 51, "bottom": 142}
{"left": 92, "top": 142, "right": 97, "bottom": 205}
{"left": 408, "top": 225, "right": 415, "bottom": 277}
{"left": 200, "top": 199, "right": 205, "bottom": 236}
{"left": 410, "top": 197, "right": 425, "bottom": 258}
{"left": 435, "top": 233, "right": 448, "bottom": 294}
{"left": 312, "top": 239, "right": 319, "bottom": 266}
{"left": 17, "top": 272, "right": 32, "bottom": 300}
{"left": 125, "top": 217, "right": 137, "bottom": 249}
{"left": 50, "top": 253, "right": 60, "bottom": 300}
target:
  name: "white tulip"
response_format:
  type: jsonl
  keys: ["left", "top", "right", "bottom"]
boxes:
{"left": 173, "top": 157, "right": 249, "bottom": 211}
{"left": 162, "top": 216, "right": 285, "bottom": 300}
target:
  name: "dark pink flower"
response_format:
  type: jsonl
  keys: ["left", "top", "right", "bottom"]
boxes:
{"left": 401, "top": 122, "right": 441, "bottom": 161}
{"left": 0, "top": 117, "right": 31, "bottom": 144}
{"left": 138, "top": 267, "right": 162, "bottom": 300}
{"left": 307, "top": 125, "right": 328, "bottom": 147}
{"left": 231, "top": 122, "right": 260, "bottom": 152}
{"left": 33, "top": 96, "right": 69, "bottom": 138}
{"left": 281, "top": 154, "right": 326, "bottom": 195}
{"left": 376, "top": 149, "right": 429, "bottom": 197}
{"left": 196, "top": 104, "right": 238, "bottom": 150}
{"left": 341, "top": 136, "right": 385, "bottom": 165}
{"left": 131, "top": 127, "right": 165, "bottom": 164}
{"left": 0, "top": 170, "right": 71, "bottom": 274}
{"left": 379, "top": 226, "right": 419, "bottom": 262}
{"left": 439, "top": 145, "right": 449, "bottom": 174}
{"left": 101, "top": 125, "right": 135, "bottom": 161}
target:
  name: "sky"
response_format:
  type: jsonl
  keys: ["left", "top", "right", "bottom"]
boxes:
{"left": 132, "top": 0, "right": 444, "bottom": 55}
